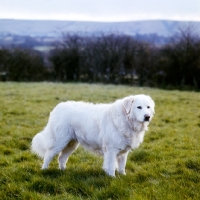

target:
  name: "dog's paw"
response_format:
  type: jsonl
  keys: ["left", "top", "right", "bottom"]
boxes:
{"left": 59, "top": 165, "right": 66, "bottom": 170}
{"left": 41, "top": 164, "right": 48, "bottom": 170}
{"left": 118, "top": 170, "right": 126, "bottom": 175}
{"left": 103, "top": 168, "right": 116, "bottom": 177}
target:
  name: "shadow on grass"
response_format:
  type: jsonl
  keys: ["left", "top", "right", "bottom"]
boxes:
{"left": 28, "top": 168, "right": 110, "bottom": 197}
{"left": 28, "top": 167, "right": 131, "bottom": 199}
{"left": 63, "top": 168, "right": 131, "bottom": 199}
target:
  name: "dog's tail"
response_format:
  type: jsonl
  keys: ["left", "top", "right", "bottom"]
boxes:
{"left": 31, "top": 125, "right": 54, "bottom": 158}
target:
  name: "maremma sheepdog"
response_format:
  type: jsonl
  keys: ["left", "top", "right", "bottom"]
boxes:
{"left": 31, "top": 94, "right": 155, "bottom": 177}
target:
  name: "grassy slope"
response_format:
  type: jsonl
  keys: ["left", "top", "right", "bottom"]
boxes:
{"left": 0, "top": 82, "right": 199, "bottom": 200}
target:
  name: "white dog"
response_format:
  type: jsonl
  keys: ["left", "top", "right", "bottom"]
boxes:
{"left": 31, "top": 94, "right": 155, "bottom": 177}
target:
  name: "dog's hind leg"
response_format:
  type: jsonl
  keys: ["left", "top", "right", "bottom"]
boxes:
{"left": 42, "top": 140, "right": 71, "bottom": 169}
{"left": 42, "top": 148, "right": 60, "bottom": 169}
{"left": 58, "top": 140, "right": 79, "bottom": 170}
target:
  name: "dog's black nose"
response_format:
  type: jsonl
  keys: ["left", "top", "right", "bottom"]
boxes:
{"left": 144, "top": 115, "right": 150, "bottom": 121}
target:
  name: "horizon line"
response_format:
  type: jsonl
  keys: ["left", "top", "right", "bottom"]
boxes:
{"left": 0, "top": 17, "right": 200, "bottom": 23}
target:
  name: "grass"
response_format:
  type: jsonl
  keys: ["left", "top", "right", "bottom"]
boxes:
{"left": 0, "top": 82, "right": 200, "bottom": 200}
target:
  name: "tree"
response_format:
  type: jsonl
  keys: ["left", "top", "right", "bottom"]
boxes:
{"left": 0, "top": 48, "right": 10, "bottom": 81}
{"left": 161, "top": 25, "right": 200, "bottom": 89}
{"left": 7, "top": 48, "right": 46, "bottom": 81}
{"left": 50, "top": 34, "right": 82, "bottom": 82}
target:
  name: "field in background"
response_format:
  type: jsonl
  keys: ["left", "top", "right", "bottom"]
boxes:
{"left": 0, "top": 82, "right": 200, "bottom": 200}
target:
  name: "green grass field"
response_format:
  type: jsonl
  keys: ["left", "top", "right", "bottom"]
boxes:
{"left": 0, "top": 82, "right": 200, "bottom": 200}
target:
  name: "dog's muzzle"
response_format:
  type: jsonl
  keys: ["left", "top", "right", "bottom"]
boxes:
{"left": 144, "top": 114, "right": 150, "bottom": 122}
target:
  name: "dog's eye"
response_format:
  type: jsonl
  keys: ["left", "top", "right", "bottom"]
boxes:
{"left": 147, "top": 106, "right": 150, "bottom": 109}
{"left": 137, "top": 106, "right": 142, "bottom": 109}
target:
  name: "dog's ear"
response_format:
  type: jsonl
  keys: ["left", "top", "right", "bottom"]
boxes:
{"left": 123, "top": 97, "right": 134, "bottom": 114}
{"left": 151, "top": 101, "right": 155, "bottom": 114}
{"left": 148, "top": 96, "right": 155, "bottom": 114}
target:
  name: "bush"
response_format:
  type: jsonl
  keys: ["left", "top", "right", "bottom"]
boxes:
{"left": 0, "top": 48, "right": 48, "bottom": 81}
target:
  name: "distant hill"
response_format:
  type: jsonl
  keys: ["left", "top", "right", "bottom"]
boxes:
{"left": 1, "top": 19, "right": 200, "bottom": 37}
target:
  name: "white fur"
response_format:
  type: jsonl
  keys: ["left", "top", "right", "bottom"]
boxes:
{"left": 31, "top": 94, "right": 155, "bottom": 177}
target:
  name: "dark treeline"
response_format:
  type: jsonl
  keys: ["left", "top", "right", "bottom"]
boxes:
{"left": 0, "top": 27, "right": 200, "bottom": 90}
{"left": 0, "top": 48, "right": 48, "bottom": 81}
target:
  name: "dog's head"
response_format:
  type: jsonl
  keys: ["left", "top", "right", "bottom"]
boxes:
{"left": 123, "top": 94, "right": 155, "bottom": 124}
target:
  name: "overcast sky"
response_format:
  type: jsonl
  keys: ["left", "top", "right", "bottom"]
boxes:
{"left": 0, "top": 0, "right": 200, "bottom": 22}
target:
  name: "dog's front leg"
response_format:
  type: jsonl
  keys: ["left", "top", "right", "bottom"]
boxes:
{"left": 117, "top": 152, "right": 129, "bottom": 175}
{"left": 103, "top": 149, "right": 118, "bottom": 177}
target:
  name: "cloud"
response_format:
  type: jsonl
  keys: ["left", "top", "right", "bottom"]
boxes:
{"left": 0, "top": 0, "right": 200, "bottom": 21}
